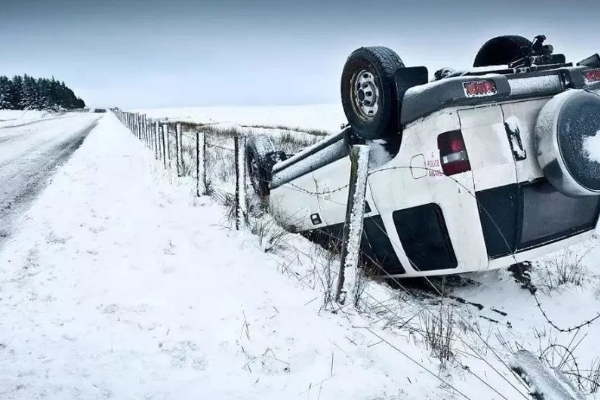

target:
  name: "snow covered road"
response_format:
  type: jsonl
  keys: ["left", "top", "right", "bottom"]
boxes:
{"left": 0, "top": 114, "right": 98, "bottom": 246}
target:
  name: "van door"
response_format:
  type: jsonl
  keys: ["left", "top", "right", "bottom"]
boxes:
{"left": 458, "top": 105, "right": 519, "bottom": 258}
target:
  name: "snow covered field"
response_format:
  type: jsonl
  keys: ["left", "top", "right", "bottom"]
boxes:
{"left": 136, "top": 104, "right": 346, "bottom": 134}
{"left": 0, "top": 114, "right": 465, "bottom": 399}
{"left": 2, "top": 110, "right": 600, "bottom": 399}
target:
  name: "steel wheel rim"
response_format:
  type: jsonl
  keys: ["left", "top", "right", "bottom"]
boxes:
{"left": 352, "top": 69, "right": 379, "bottom": 120}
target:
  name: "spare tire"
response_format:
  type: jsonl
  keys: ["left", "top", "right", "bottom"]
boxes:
{"left": 535, "top": 89, "right": 600, "bottom": 197}
{"left": 473, "top": 35, "right": 532, "bottom": 67}
{"left": 341, "top": 47, "right": 404, "bottom": 140}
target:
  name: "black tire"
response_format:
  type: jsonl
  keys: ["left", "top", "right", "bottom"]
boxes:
{"left": 341, "top": 47, "right": 404, "bottom": 141}
{"left": 473, "top": 35, "right": 532, "bottom": 67}
{"left": 245, "top": 136, "right": 285, "bottom": 198}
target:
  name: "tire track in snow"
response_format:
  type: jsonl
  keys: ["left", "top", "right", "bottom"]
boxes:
{"left": 0, "top": 118, "right": 99, "bottom": 249}
{"left": 0, "top": 114, "right": 70, "bottom": 131}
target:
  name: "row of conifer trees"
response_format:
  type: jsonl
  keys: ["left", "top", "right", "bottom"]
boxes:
{"left": 0, "top": 75, "right": 85, "bottom": 111}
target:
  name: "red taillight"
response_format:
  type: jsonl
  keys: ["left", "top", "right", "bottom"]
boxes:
{"left": 463, "top": 80, "right": 497, "bottom": 97}
{"left": 584, "top": 69, "right": 600, "bottom": 84}
{"left": 437, "top": 130, "right": 471, "bottom": 176}
{"left": 449, "top": 138, "right": 464, "bottom": 153}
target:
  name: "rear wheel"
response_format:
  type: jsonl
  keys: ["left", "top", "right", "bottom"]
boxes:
{"left": 473, "top": 35, "right": 532, "bottom": 67}
{"left": 245, "top": 136, "right": 285, "bottom": 198}
{"left": 341, "top": 47, "right": 404, "bottom": 141}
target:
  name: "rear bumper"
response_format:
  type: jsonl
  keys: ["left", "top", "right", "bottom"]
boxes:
{"left": 383, "top": 227, "right": 596, "bottom": 279}
{"left": 487, "top": 229, "right": 596, "bottom": 270}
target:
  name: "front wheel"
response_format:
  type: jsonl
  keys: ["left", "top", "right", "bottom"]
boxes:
{"left": 245, "top": 136, "right": 285, "bottom": 199}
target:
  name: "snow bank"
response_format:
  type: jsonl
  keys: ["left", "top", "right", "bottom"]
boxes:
{"left": 0, "top": 113, "right": 445, "bottom": 400}
{"left": 135, "top": 104, "right": 346, "bottom": 133}
{"left": 583, "top": 130, "right": 600, "bottom": 164}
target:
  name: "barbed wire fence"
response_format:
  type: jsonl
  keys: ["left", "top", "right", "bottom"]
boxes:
{"left": 114, "top": 109, "right": 248, "bottom": 230}
{"left": 111, "top": 109, "right": 595, "bottom": 399}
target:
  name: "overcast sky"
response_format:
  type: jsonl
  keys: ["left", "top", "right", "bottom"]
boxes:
{"left": 1, "top": 0, "right": 598, "bottom": 109}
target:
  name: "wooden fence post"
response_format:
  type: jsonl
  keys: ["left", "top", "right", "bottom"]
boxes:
{"left": 147, "top": 118, "right": 151, "bottom": 149}
{"left": 161, "top": 124, "right": 167, "bottom": 169}
{"left": 145, "top": 117, "right": 150, "bottom": 149}
{"left": 164, "top": 124, "right": 171, "bottom": 162}
{"left": 175, "top": 123, "right": 182, "bottom": 176}
{"left": 145, "top": 116, "right": 149, "bottom": 147}
{"left": 147, "top": 117, "right": 151, "bottom": 148}
{"left": 202, "top": 132, "right": 207, "bottom": 194}
{"left": 151, "top": 119, "right": 155, "bottom": 152}
{"left": 142, "top": 115, "right": 147, "bottom": 146}
{"left": 335, "top": 145, "right": 371, "bottom": 305}
{"left": 196, "top": 131, "right": 206, "bottom": 196}
{"left": 155, "top": 121, "right": 160, "bottom": 160}
{"left": 234, "top": 135, "right": 247, "bottom": 230}
{"left": 511, "top": 350, "right": 586, "bottom": 400}
{"left": 146, "top": 116, "right": 150, "bottom": 148}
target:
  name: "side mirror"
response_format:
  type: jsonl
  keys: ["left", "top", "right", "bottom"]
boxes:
{"left": 395, "top": 66, "right": 429, "bottom": 100}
